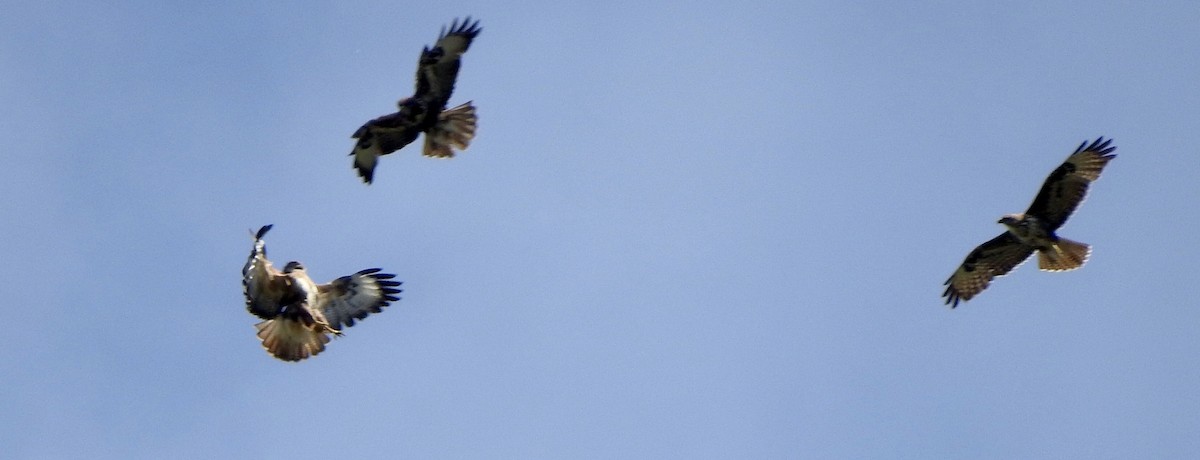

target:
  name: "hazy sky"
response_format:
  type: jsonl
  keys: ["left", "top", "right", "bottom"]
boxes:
{"left": 2, "top": 1, "right": 1199, "bottom": 458}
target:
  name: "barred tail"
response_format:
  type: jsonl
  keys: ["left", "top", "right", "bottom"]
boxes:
{"left": 255, "top": 318, "right": 331, "bottom": 362}
{"left": 423, "top": 102, "right": 477, "bottom": 158}
{"left": 1037, "top": 237, "right": 1090, "bottom": 271}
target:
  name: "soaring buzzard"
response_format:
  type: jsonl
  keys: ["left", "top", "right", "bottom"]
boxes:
{"left": 242, "top": 225, "right": 402, "bottom": 361}
{"left": 350, "top": 17, "right": 482, "bottom": 184}
{"left": 943, "top": 137, "right": 1117, "bottom": 308}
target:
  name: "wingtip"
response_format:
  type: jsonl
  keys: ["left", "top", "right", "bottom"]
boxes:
{"left": 442, "top": 16, "right": 482, "bottom": 38}
{"left": 1076, "top": 136, "right": 1116, "bottom": 157}
{"left": 355, "top": 166, "right": 375, "bottom": 185}
{"left": 942, "top": 293, "right": 961, "bottom": 309}
{"left": 255, "top": 224, "right": 273, "bottom": 239}
{"left": 941, "top": 281, "right": 963, "bottom": 308}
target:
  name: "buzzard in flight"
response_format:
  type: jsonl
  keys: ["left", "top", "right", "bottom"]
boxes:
{"left": 943, "top": 137, "right": 1117, "bottom": 308}
{"left": 350, "top": 17, "right": 482, "bottom": 184}
{"left": 242, "top": 225, "right": 402, "bottom": 361}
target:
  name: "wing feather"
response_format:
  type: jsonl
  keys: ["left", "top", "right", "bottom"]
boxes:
{"left": 1025, "top": 137, "right": 1117, "bottom": 230}
{"left": 414, "top": 17, "right": 481, "bottom": 108}
{"left": 943, "top": 233, "right": 1035, "bottom": 308}
{"left": 316, "top": 268, "right": 403, "bottom": 330}
{"left": 242, "top": 225, "right": 295, "bottom": 319}
{"left": 349, "top": 105, "right": 424, "bottom": 184}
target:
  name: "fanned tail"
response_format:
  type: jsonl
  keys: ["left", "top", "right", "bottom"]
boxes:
{"left": 1037, "top": 237, "right": 1090, "bottom": 271}
{"left": 423, "top": 102, "right": 477, "bottom": 158}
{"left": 255, "top": 318, "right": 331, "bottom": 362}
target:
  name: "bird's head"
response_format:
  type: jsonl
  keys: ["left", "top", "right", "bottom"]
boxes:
{"left": 397, "top": 97, "right": 419, "bottom": 110}
{"left": 997, "top": 214, "right": 1024, "bottom": 227}
{"left": 283, "top": 261, "right": 305, "bottom": 273}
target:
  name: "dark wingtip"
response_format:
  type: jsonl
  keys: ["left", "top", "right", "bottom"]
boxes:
{"left": 941, "top": 282, "right": 961, "bottom": 308}
{"left": 1092, "top": 136, "right": 1116, "bottom": 157}
{"left": 1076, "top": 136, "right": 1117, "bottom": 157}
{"left": 256, "top": 225, "right": 273, "bottom": 239}
{"left": 943, "top": 293, "right": 960, "bottom": 309}
{"left": 442, "top": 16, "right": 482, "bottom": 39}
{"left": 361, "top": 269, "right": 402, "bottom": 283}
{"left": 354, "top": 164, "right": 374, "bottom": 184}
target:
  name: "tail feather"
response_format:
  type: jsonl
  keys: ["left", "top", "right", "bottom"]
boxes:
{"left": 255, "top": 318, "right": 331, "bottom": 362}
{"left": 423, "top": 102, "right": 477, "bottom": 158}
{"left": 1037, "top": 237, "right": 1090, "bottom": 271}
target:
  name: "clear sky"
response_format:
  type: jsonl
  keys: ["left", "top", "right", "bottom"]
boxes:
{"left": 2, "top": 1, "right": 1198, "bottom": 458}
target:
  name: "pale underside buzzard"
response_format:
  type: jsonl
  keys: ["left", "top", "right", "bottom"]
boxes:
{"left": 943, "top": 137, "right": 1117, "bottom": 308}
{"left": 350, "top": 17, "right": 482, "bottom": 184}
{"left": 242, "top": 225, "right": 402, "bottom": 361}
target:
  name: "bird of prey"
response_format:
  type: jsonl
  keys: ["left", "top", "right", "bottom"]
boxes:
{"left": 242, "top": 225, "right": 402, "bottom": 361}
{"left": 943, "top": 137, "right": 1117, "bottom": 308}
{"left": 350, "top": 17, "right": 482, "bottom": 184}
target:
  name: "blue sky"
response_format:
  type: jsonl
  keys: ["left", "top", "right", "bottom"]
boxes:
{"left": 2, "top": 1, "right": 1199, "bottom": 458}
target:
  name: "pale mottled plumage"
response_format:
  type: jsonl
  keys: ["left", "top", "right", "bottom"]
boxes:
{"left": 242, "top": 225, "right": 402, "bottom": 361}
{"left": 943, "top": 137, "right": 1116, "bottom": 308}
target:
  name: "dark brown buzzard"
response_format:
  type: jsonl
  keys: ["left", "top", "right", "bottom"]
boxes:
{"left": 943, "top": 137, "right": 1117, "bottom": 308}
{"left": 350, "top": 17, "right": 481, "bottom": 184}
{"left": 242, "top": 225, "right": 402, "bottom": 361}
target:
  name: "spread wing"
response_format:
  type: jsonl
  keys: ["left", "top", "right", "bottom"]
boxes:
{"left": 316, "top": 268, "right": 403, "bottom": 330}
{"left": 255, "top": 269, "right": 399, "bottom": 362}
{"left": 350, "top": 105, "right": 424, "bottom": 184}
{"left": 414, "top": 17, "right": 481, "bottom": 108}
{"left": 943, "top": 233, "right": 1036, "bottom": 308}
{"left": 242, "top": 225, "right": 295, "bottom": 319}
{"left": 1025, "top": 137, "right": 1117, "bottom": 230}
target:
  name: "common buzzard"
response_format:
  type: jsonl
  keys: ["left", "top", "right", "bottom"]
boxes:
{"left": 242, "top": 225, "right": 402, "bottom": 361}
{"left": 350, "top": 17, "right": 481, "bottom": 184}
{"left": 943, "top": 137, "right": 1117, "bottom": 308}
